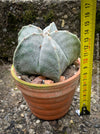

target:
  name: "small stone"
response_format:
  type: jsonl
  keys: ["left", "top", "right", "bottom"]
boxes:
{"left": 29, "top": 76, "right": 35, "bottom": 81}
{"left": 42, "top": 121, "right": 52, "bottom": 131}
{"left": 96, "top": 130, "right": 100, "bottom": 134}
{"left": 94, "top": 124, "right": 100, "bottom": 128}
{"left": 12, "top": 41, "right": 15, "bottom": 44}
{"left": 66, "top": 127, "right": 71, "bottom": 133}
{"left": 11, "top": 88, "right": 15, "bottom": 91}
{"left": 50, "top": 120, "right": 57, "bottom": 126}
{"left": 83, "top": 128, "right": 88, "bottom": 132}
{"left": 76, "top": 86, "right": 80, "bottom": 92}
{"left": 58, "top": 120, "right": 62, "bottom": 126}
{"left": 12, "top": 93, "right": 15, "bottom": 96}
{"left": 20, "top": 104, "right": 27, "bottom": 110}
{"left": 43, "top": 80, "right": 54, "bottom": 84}
{"left": 16, "top": 124, "right": 23, "bottom": 129}
{"left": 74, "top": 95, "right": 78, "bottom": 100}
{"left": 76, "top": 109, "right": 80, "bottom": 116}
{"left": 92, "top": 98, "right": 96, "bottom": 103}
{"left": 22, "top": 128, "right": 27, "bottom": 133}
{"left": 91, "top": 91, "right": 96, "bottom": 97}
{"left": 36, "top": 17, "right": 40, "bottom": 20}
{"left": 64, "top": 25, "right": 69, "bottom": 29}
{"left": 38, "top": 10, "right": 42, "bottom": 14}
{"left": 79, "top": 124, "right": 85, "bottom": 129}
{"left": 84, "top": 121, "right": 92, "bottom": 127}
{"left": 3, "top": 28, "right": 7, "bottom": 32}
{"left": 14, "top": 87, "right": 18, "bottom": 90}
{"left": 80, "top": 116, "right": 83, "bottom": 119}
{"left": 92, "top": 107, "right": 98, "bottom": 112}
{"left": 61, "top": 19, "right": 65, "bottom": 27}
{"left": 36, "top": 119, "right": 40, "bottom": 124}
{"left": 59, "top": 76, "right": 65, "bottom": 82}
{"left": 73, "top": 65, "right": 76, "bottom": 68}
{"left": 20, "top": 113, "right": 24, "bottom": 117}
{"left": 29, "top": 129, "right": 35, "bottom": 134}
{"left": 0, "top": 79, "right": 3, "bottom": 83}
{"left": 10, "top": 6, "right": 13, "bottom": 10}
{"left": 4, "top": 122, "right": 10, "bottom": 129}
{"left": 31, "top": 77, "right": 43, "bottom": 84}
{"left": 13, "top": 113, "right": 17, "bottom": 119}
{"left": 21, "top": 75, "right": 31, "bottom": 82}
{"left": 69, "top": 110, "right": 74, "bottom": 116}
{"left": 0, "top": 79, "right": 4, "bottom": 85}
{"left": 70, "top": 120, "right": 74, "bottom": 124}
{"left": 64, "top": 120, "right": 69, "bottom": 126}
{"left": 72, "top": 8, "right": 77, "bottom": 14}
{"left": 18, "top": 76, "right": 21, "bottom": 79}
{"left": 44, "top": 130, "right": 51, "bottom": 134}
{"left": 63, "top": 15, "right": 68, "bottom": 19}
{"left": 1, "top": 109, "right": 4, "bottom": 112}
{"left": 31, "top": 114, "right": 36, "bottom": 120}
{"left": 39, "top": 76, "right": 46, "bottom": 80}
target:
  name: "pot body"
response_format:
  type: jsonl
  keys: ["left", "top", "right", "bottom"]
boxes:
{"left": 11, "top": 60, "right": 80, "bottom": 120}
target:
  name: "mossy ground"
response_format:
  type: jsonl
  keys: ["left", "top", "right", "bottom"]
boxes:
{"left": 96, "top": 9, "right": 100, "bottom": 34}
{"left": 0, "top": 1, "right": 100, "bottom": 62}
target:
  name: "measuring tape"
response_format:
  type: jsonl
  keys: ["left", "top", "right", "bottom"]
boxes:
{"left": 80, "top": 0, "right": 97, "bottom": 115}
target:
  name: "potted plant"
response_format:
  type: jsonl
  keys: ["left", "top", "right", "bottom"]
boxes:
{"left": 11, "top": 22, "right": 80, "bottom": 120}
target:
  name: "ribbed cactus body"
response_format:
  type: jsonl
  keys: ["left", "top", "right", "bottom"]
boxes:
{"left": 13, "top": 22, "right": 80, "bottom": 82}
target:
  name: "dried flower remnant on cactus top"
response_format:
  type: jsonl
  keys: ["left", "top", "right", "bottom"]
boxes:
{"left": 13, "top": 22, "right": 80, "bottom": 82}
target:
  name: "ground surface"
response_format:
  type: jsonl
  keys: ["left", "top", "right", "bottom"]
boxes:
{"left": 0, "top": 61, "right": 100, "bottom": 134}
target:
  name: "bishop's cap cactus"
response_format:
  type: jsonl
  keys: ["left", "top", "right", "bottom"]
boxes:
{"left": 13, "top": 22, "right": 80, "bottom": 82}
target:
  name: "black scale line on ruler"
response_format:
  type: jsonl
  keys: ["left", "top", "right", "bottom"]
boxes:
{"left": 80, "top": 0, "right": 97, "bottom": 115}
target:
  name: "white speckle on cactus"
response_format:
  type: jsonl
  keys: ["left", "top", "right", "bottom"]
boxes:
{"left": 53, "top": 46, "right": 56, "bottom": 50}
{"left": 40, "top": 33, "right": 43, "bottom": 36}
{"left": 45, "top": 32, "right": 48, "bottom": 35}
{"left": 14, "top": 22, "right": 80, "bottom": 82}
{"left": 48, "top": 36, "right": 52, "bottom": 40}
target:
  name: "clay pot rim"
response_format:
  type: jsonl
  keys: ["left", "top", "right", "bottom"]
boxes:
{"left": 11, "top": 58, "right": 80, "bottom": 88}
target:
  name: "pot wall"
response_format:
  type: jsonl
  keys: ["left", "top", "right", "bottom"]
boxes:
{"left": 11, "top": 60, "right": 80, "bottom": 120}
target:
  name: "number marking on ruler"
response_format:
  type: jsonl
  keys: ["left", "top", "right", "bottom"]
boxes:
{"left": 80, "top": 0, "right": 97, "bottom": 115}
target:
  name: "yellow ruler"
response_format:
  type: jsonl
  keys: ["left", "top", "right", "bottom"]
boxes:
{"left": 80, "top": 0, "right": 97, "bottom": 115}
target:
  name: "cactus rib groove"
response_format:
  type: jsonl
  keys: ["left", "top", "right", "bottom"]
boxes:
{"left": 13, "top": 22, "right": 80, "bottom": 82}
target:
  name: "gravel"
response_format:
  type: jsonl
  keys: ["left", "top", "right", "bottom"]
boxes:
{"left": 0, "top": 60, "right": 100, "bottom": 134}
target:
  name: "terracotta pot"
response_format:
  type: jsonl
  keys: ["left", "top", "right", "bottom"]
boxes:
{"left": 11, "top": 59, "right": 80, "bottom": 120}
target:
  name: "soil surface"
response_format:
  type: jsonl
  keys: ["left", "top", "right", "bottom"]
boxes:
{"left": 0, "top": 60, "right": 100, "bottom": 134}
{"left": 16, "top": 62, "right": 79, "bottom": 84}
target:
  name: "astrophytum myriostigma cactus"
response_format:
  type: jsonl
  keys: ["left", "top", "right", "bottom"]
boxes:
{"left": 13, "top": 22, "right": 80, "bottom": 82}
